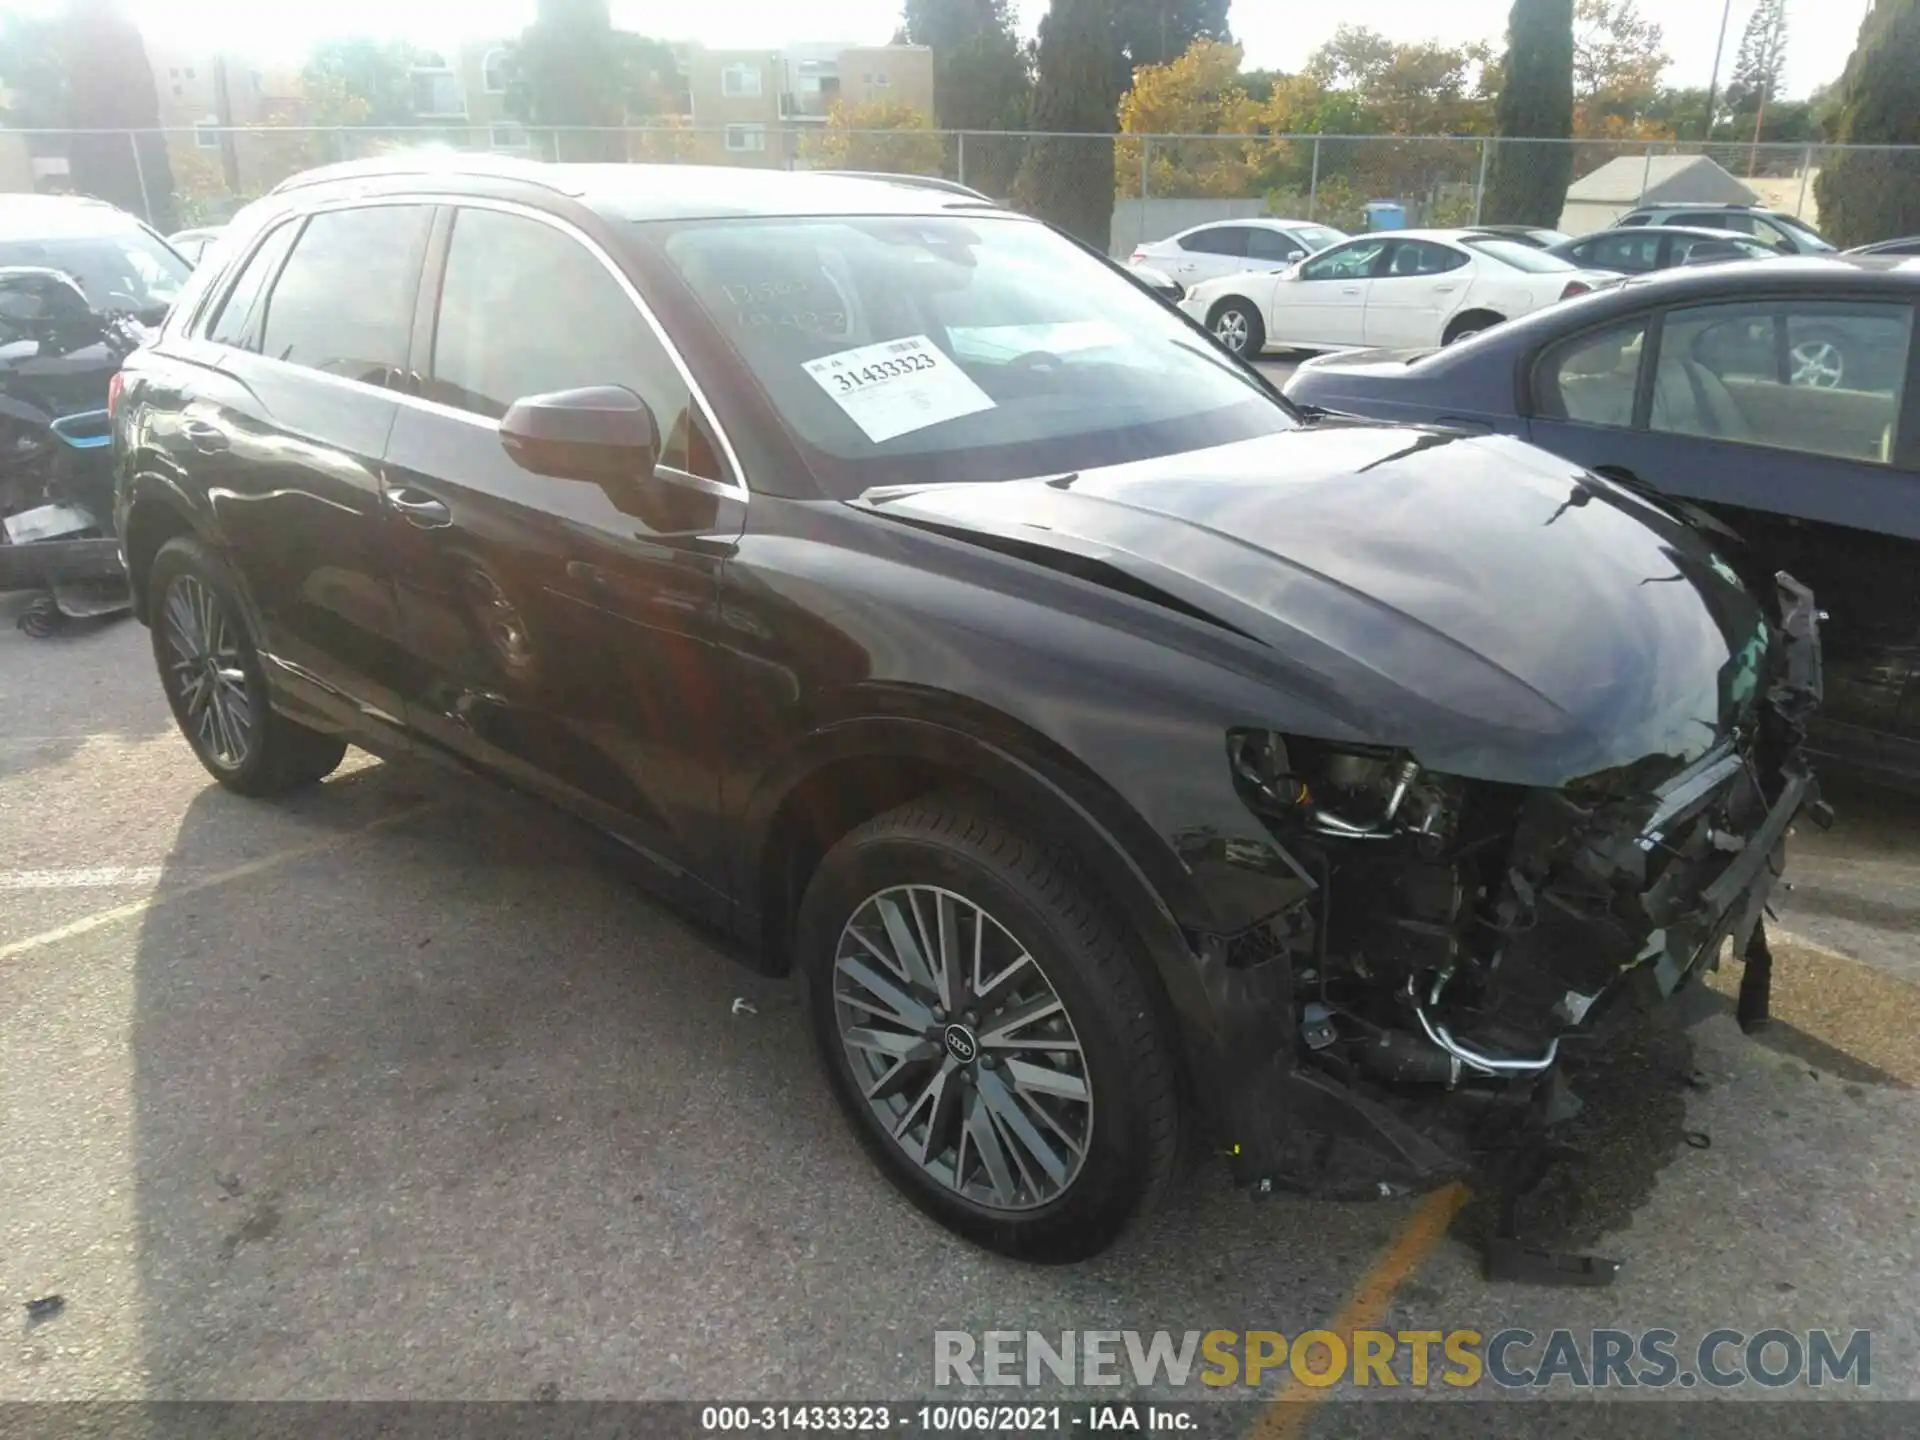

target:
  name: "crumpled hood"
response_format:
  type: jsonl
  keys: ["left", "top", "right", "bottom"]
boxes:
{"left": 854, "top": 424, "right": 1771, "bottom": 788}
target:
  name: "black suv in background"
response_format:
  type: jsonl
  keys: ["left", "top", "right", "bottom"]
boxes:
{"left": 113, "top": 156, "right": 1819, "bottom": 1263}
{"left": 1615, "top": 203, "right": 1836, "bottom": 255}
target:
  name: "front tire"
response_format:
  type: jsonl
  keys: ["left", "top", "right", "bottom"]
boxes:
{"left": 796, "top": 796, "right": 1181, "bottom": 1263}
{"left": 1208, "top": 297, "right": 1266, "bottom": 358}
{"left": 148, "top": 535, "right": 347, "bottom": 796}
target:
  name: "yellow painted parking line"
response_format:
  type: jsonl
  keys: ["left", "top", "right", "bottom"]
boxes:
{"left": 0, "top": 802, "right": 435, "bottom": 964}
{"left": 1245, "top": 1180, "right": 1471, "bottom": 1440}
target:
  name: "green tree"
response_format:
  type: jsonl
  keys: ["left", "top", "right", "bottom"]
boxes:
{"left": 1484, "top": 0, "right": 1575, "bottom": 226}
{"left": 1814, "top": 0, "right": 1920, "bottom": 246}
{"left": 506, "top": 0, "right": 628, "bottom": 160}
{"left": 902, "top": 0, "right": 1031, "bottom": 129}
{"left": 1016, "top": 0, "right": 1230, "bottom": 249}
{"left": 0, "top": 11, "right": 66, "bottom": 128}
{"left": 1304, "top": 25, "right": 1494, "bottom": 135}
{"left": 301, "top": 38, "right": 432, "bottom": 126}
{"left": 1725, "top": 0, "right": 1790, "bottom": 123}
{"left": 57, "top": 0, "right": 177, "bottom": 228}
{"left": 800, "top": 99, "right": 946, "bottom": 174}
{"left": 1573, "top": 0, "right": 1669, "bottom": 136}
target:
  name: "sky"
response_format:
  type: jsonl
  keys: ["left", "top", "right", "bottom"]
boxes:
{"left": 2, "top": 0, "right": 1878, "bottom": 101}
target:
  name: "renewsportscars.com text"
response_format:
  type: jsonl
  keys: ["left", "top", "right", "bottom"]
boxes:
{"left": 932, "top": 1328, "right": 1872, "bottom": 1390}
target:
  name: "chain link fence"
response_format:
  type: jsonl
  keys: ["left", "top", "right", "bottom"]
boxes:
{"left": 4, "top": 125, "right": 1913, "bottom": 253}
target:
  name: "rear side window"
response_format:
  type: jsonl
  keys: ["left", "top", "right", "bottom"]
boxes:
{"left": 256, "top": 205, "right": 433, "bottom": 385}
{"left": 1532, "top": 317, "right": 1650, "bottom": 428}
{"left": 204, "top": 220, "right": 299, "bottom": 350}
{"left": 1179, "top": 226, "right": 1249, "bottom": 257}
{"left": 427, "top": 206, "right": 722, "bottom": 480}
{"left": 1650, "top": 299, "right": 1912, "bottom": 462}
{"left": 1384, "top": 241, "right": 1469, "bottom": 276}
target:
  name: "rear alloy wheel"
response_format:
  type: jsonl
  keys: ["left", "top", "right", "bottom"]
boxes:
{"left": 149, "top": 536, "right": 347, "bottom": 796}
{"left": 1789, "top": 335, "right": 1845, "bottom": 389}
{"left": 797, "top": 796, "right": 1181, "bottom": 1262}
{"left": 1209, "top": 298, "right": 1265, "bottom": 358}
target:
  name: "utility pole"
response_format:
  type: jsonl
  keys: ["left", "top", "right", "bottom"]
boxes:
{"left": 1702, "top": 0, "right": 1735, "bottom": 144}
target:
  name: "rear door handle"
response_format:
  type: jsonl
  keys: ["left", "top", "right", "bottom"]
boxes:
{"left": 1432, "top": 284, "right": 1457, "bottom": 293}
{"left": 386, "top": 487, "right": 451, "bottom": 529}
{"left": 181, "top": 419, "right": 228, "bottom": 453}
{"left": 1341, "top": 286, "right": 1362, "bottom": 295}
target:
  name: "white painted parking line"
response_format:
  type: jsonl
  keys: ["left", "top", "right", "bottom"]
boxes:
{"left": 0, "top": 866, "right": 166, "bottom": 890}
{"left": 0, "top": 802, "right": 436, "bottom": 964}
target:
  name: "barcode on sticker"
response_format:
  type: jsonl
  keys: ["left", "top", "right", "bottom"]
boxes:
{"left": 885, "top": 339, "right": 921, "bottom": 355}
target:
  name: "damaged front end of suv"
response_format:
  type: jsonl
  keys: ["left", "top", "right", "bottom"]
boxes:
{"left": 1204, "top": 571, "right": 1824, "bottom": 1271}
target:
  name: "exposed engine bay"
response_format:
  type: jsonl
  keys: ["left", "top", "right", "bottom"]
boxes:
{"left": 1211, "top": 574, "right": 1827, "bottom": 1276}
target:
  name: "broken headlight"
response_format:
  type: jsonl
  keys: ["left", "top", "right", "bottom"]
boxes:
{"left": 1228, "top": 730, "right": 1459, "bottom": 846}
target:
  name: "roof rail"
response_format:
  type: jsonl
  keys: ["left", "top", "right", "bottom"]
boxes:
{"left": 268, "top": 152, "right": 586, "bottom": 199}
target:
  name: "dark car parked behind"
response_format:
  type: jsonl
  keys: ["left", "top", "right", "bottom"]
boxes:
{"left": 1614, "top": 203, "right": 1836, "bottom": 256}
{"left": 1548, "top": 225, "right": 1778, "bottom": 275}
{"left": 115, "top": 156, "right": 1819, "bottom": 1265}
{"left": 1284, "top": 256, "right": 1920, "bottom": 783}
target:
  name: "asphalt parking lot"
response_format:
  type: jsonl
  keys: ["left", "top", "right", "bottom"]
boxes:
{"left": 5, "top": 595, "right": 1920, "bottom": 1424}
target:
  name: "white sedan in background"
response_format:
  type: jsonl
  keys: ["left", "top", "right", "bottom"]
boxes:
{"left": 1128, "top": 217, "right": 1350, "bottom": 287}
{"left": 1179, "top": 228, "right": 1618, "bottom": 358}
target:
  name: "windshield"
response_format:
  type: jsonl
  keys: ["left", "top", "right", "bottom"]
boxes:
{"left": 1290, "top": 225, "right": 1347, "bottom": 254}
{"left": 0, "top": 229, "right": 188, "bottom": 321}
{"left": 1773, "top": 213, "right": 1836, "bottom": 251}
{"left": 1464, "top": 238, "right": 1579, "bottom": 273}
{"left": 643, "top": 214, "right": 1294, "bottom": 498}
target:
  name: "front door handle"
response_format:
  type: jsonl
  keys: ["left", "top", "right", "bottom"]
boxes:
{"left": 1432, "top": 284, "right": 1457, "bottom": 293}
{"left": 1341, "top": 286, "right": 1362, "bottom": 295}
{"left": 386, "top": 487, "right": 451, "bottom": 529}
{"left": 181, "top": 419, "right": 228, "bottom": 453}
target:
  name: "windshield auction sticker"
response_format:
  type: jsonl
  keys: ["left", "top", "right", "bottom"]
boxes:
{"left": 802, "top": 334, "right": 995, "bottom": 444}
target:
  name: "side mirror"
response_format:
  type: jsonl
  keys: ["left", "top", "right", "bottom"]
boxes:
{"left": 1287, "top": 249, "right": 1306, "bottom": 262}
{"left": 500, "top": 385, "right": 659, "bottom": 483}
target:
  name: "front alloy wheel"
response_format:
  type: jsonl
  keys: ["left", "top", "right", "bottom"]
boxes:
{"left": 833, "top": 884, "right": 1093, "bottom": 1212}
{"left": 161, "top": 573, "right": 254, "bottom": 771}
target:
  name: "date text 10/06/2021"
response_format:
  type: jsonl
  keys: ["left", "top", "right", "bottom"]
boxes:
{"left": 700, "top": 1406, "right": 1195, "bottom": 1432}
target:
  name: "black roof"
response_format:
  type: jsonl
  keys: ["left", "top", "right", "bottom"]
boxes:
{"left": 1561, "top": 224, "right": 1769, "bottom": 244}
{"left": 270, "top": 154, "right": 1010, "bottom": 222}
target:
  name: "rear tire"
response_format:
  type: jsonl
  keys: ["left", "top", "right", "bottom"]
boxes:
{"left": 1208, "top": 298, "right": 1266, "bottom": 358}
{"left": 1443, "top": 312, "right": 1503, "bottom": 345}
{"left": 148, "top": 535, "right": 347, "bottom": 796}
{"left": 796, "top": 795, "right": 1181, "bottom": 1263}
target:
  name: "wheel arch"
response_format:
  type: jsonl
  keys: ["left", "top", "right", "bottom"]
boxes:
{"left": 1443, "top": 307, "right": 1506, "bottom": 344}
{"left": 119, "top": 471, "right": 207, "bottom": 625}
{"left": 738, "top": 711, "right": 1216, "bottom": 1069}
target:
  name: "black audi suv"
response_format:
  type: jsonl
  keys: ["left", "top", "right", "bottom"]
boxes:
{"left": 113, "top": 155, "right": 1821, "bottom": 1262}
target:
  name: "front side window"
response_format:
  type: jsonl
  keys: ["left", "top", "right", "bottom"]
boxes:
{"left": 204, "top": 219, "right": 300, "bottom": 349}
{"left": 256, "top": 205, "right": 432, "bottom": 384}
{"left": 1178, "top": 226, "right": 1249, "bottom": 258}
{"left": 1246, "top": 227, "right": 1304, "bottom": 262}
{"left": 1649, "top": 299, "right": 1913, "bottom": 462}
{"left": 642, "top": 214, "right": 1294, "bottom": 497}
{"left": 428, "top": 207, "right": 720, "bottom": 479}
{"left": 1531, "top": 316, "right": 1650, "bottom": 427}
{"left": 1588, "top": 231, "right": 1663, "bottom": 272}
{"left": 1300, "top": 238, "right": 1388, "bottom": 281}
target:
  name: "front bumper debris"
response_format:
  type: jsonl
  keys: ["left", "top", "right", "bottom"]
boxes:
{"left": 1205, "top": 571, "right": 1825, "bottom": 1282}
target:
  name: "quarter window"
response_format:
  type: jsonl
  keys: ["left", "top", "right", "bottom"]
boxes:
{"left": 1649, "top": 300, "right": 1912, "bottom": 463}
{"left": 255, "top": 205, "right": 432, "bottom": 384}
{"left": 427, "top": 208, "right": 722, "bottom": 480}
{"left": 1532, "top": 317, "right": 1650, "bottom": 428}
